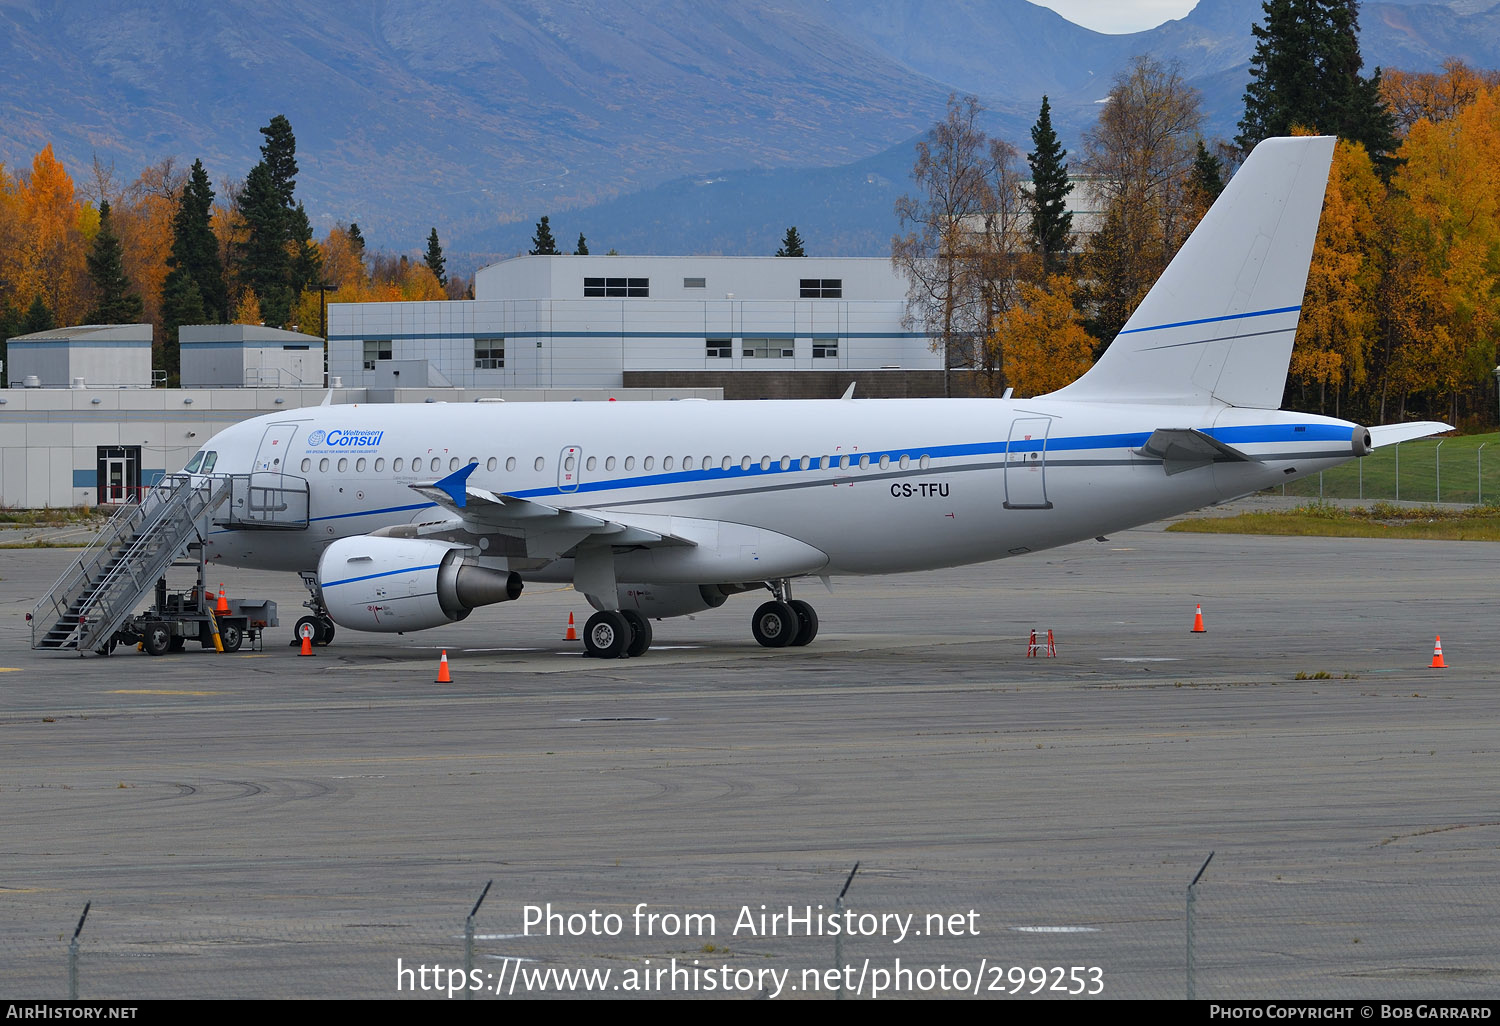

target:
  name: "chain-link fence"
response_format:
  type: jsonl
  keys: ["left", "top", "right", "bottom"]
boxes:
{"left": 7, "top": 867, "right": 1495, "bottom": 999}
{"left": 1280, "top": 438, "right": 1500, "bottom": 504}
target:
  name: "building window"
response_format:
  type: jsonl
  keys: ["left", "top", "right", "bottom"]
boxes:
{"left": 475, "top": 338, "right": 504, "bottom": 369}
{"left": 584, "top": 277, "right": 648, "bottom": 297}
{"left": 706, "top": 338, "right": 732, "bottom": 359}
{"left": 363, "top": 340, "right": 391, "bottom": 370}
{"left": 683, "top": 277, "right": 706, "bottom": 289}
{"left": 813, "top": 337, "right": 839, "bottom": 358}
{"left": 800, "top": 278, "right": 842, "bottom": 298}
{"left": 743, "top": 338, "right": 793, "bottom": 359}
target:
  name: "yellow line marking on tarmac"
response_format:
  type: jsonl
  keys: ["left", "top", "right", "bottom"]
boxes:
{"left": 0, "top": 667, "right": 21, "bottom": 673}
{"left": 108, "top": 689, "right": 226, "bottom": 696}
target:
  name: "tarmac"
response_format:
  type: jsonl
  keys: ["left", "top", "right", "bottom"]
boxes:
{"left": 2, "top": 518, "right": 1498, "bottom": 999}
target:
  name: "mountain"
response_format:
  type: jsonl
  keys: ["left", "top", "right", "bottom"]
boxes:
{"left": 0, "top": 0, "right": 1495, "bottom": 267}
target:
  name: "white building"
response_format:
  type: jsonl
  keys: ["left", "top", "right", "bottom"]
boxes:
{"left": 328, "top": 256, "right": 938, "bottom": 396}
{"left": 180, "top": 325, "right": 325, "bottom": 388}
{"left": 6, "top": 324, "right": 155, "bottom": 389}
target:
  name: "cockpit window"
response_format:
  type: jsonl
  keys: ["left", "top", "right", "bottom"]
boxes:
{"left": 184, "top": 452, "right": 204, "bottom": 473}
{"left": 200, "top": 451, "right": 218, "bottom": 474}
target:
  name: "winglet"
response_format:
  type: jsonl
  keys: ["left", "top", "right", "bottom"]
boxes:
{"left": 320, "top": 389, "right": 334, "bottom": 407}
{"left": 841, "top": 382, "right": 856, "bottom": 400}
{"left": 429, "top": 462, "right": 480, "bottom": 508}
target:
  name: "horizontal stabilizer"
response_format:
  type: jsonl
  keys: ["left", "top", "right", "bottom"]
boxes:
{"left": 1368, "top": 422, "right": 1451, "bottom": 448}
{"left": 1135, "top": 428, "right": 1257, "bottom": 476}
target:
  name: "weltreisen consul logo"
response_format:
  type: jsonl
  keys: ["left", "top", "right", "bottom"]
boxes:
{"left": 306, "top": 428, "right": 383, "bottom": 450}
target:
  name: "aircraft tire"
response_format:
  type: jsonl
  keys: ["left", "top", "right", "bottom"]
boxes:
{"left": 143, "top": 622, "right": 172, "bottom": 657}
{"left": 318, "top": 619, "right": 336, "bottom": 646}
{"left": 584, "top": 610, "right": 630, "bottom": 659}
{"left": 621, "top": 610, "right": 653, "bottom": 657}
{"left": 751, "top": 600, "right": 797, "bottom": 648}
{"left": 294, "top": 616, "right": 326, "bottom": 647}
{"left": 788, "top": 600, "right": 819, "bottom": 647}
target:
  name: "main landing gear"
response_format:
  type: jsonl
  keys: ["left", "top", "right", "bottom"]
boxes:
{"left": 292, "top": 571, "right": 336, "bottom": 647}
{"left": 751, "top": 579, "right": 819, "bottom": 649}
{"left": 583, "top": 609, "right": 652, "bottom": 659}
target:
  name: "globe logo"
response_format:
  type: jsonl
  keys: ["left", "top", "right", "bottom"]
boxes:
{"left": 307, "top": 430, "right": 326, "bottom": 447}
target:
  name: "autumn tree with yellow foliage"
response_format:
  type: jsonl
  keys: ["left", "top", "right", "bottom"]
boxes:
{"left": 990, "top": 275, "right": 1095, "bottom": 397}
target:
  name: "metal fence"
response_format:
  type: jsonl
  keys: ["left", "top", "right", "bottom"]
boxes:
{"left": 7, "top": 866, "right": 1495, "bottom": 1000}
{"left": 1281, "top": 438, "right": 1499, "bottom": 505}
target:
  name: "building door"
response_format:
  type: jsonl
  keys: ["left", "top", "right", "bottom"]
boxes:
{"left": 1004, "top": 417, "right": 1053, "bottom": 510}
{"left": 96, "top": 446, "right": 142, "bottom": 505}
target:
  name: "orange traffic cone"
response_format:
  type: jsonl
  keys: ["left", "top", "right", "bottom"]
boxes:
{"left": 436, "top": 650, "right": 452, "bottom": 683}
{"left": 565, "top": 612, "right": 578, "bottom": 641}
{"left": 298, "top": 629, "right": 314, "bottom": 657}
{"left": 216, "top": 584, "right": 229, "bottom": 614}
{"left": 1430, "top": 636, "right": 1446, "bottom": 668}
{"left": 1191, "top": 604, "right": 1206, "bottom": 633}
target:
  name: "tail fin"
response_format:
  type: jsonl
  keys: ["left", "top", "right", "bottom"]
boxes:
{"left": 1046, "top": 135, "right": 1336, "bottom": 409}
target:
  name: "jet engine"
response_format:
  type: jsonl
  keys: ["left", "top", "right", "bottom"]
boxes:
{"left": 319, "top": 536, "right": 522, "bottom": 632}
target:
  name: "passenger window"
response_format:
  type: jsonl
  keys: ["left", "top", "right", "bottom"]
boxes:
{"left": 919, "top": 455, "right": 930, "bottom": 469}
{"left": 722, "top": 456, "right": 732, "bottom": 471}
{"left": 534, "top": 457, "right": 545, "bottom": 471}
{"left": 662, "top": 456, "right": 673, "bottom": 471}
{"left": 469, "top": 457, "right": 478, "bottom": 465}
{"left": 605, "top": 456, "right": 616, "bottom": 471}
{"left": 184, "top": 452, "right": 204, "bottom": 473}
{"left": 450, "top": 457, "right": 459, "bottom": 471}
{"left": 839, "top": 455, "right": 850, "bottom": 469}
{"left": 506, "top": 457, "right": 516, "bottom": 472}
{"left": 356, "top": 458, "right": 366, "bottom": 472}
{"left": 486, "top": 457, "right": 497, "bottom": 471}
{"left": 879, "top": 455, "right": 890, "bottom": 469}
{"left": 799, "top": 456, "right": 810, "bottom": 470}
{"left": 201, "top": 451, "right": 218, "bottom": 474}
{"left": 431, "top": 458, "right": 441, "bottom": 472}
{"left": 338, "top": 458, "right": 348, "bottom": 472}
{"left": 300, "top": 458, "right": 311, "bottom": 472}
{"left": 682, "top": 456, "right": 693, "bottom": 471}
{"left": 760, "top": 457, "right": 771, "bottom": 471}
{"left": 586, "top": 456, "right": 596, "bottom": 471}
{"left": 820, "top": 456, "right": 830, "bottom": 470}
{"left": 779, "top": 456, "right": 791, "bottom": 470}
{"left": 741, "top": 456, "right": 752, "bottom": 471}
{"left": 899, "top": 455, "right": 910, "bottom": 470}
{"left": 644, "top": 456, "right": 655, "bottom": 471}
{"left": 319, "top": 458, "right": 329, "bottom": 472}
{"left": 859, "top": 455, "right": 870, "bottom": 469}
{"left": 375, "top": 458, "right": 385, "bottom": 471}
{"left": 565, "top": 456, "right": 576, "bottom": 471}
{"left": 394, "top": 458, "right": 404, "bottom": 472}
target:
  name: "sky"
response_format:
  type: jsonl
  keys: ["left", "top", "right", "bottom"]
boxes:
{"left": 1032, "top": 0, "right": 1200, "bottom": 34}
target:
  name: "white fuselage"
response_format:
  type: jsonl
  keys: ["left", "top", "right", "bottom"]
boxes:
{"left": 195, "top": 397, "right": 1364, "bottom": 583}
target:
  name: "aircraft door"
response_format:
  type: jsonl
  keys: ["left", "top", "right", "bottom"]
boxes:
{"left": 1004, "top": 417, "right": 1053, "bottom": 510}
{"left": 254, "top": 422, "right": 302, "bottom": 474}
{"left": 558, "top": 446, "right": 582, "bottom": 493}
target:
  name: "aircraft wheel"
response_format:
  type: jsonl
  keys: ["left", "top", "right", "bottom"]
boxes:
{"left": 621, "top": 610, "right": 653, "bottom": 657}
{"left": 143, "top": 622, "right": 172, "bottom": 657}
{"left": 751, "top": 600, "right": 797, "bottom": 648}
{"left": 788, "top": 599, "right": 819, "bottom": 647}
{"left": 583, "top": 610, "right": 630, "bottom": 659}
{"left": 318, "top": 618, "right": 336, "bottom": 646}
{"left": 220, "top": 623, "right": 243, "bottom": 653}
{"left": 294, "top": 616, "right": 326, "bottom": 647}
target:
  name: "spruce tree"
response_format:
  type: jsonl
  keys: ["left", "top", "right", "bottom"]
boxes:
{"left": 84, "top": 201, "right": 144, "bottom": 324}
{"left": 1026, "top": 95, "right": 1073, "bottom": 274}
{"left": 424, "top": 228, "right": 448, "bottom": 286}
{"left": 775, "top": 226, "right": 805, "bottom": 257}
{"left": 1189, "top": 140, "right": 1226, "bottom": 206}
{"left": 348, "top": 222, "right": 365, "bottom": 254}
{"left": 575, "top": 233, "right": 588, "bottom": 256}
{"left": 20, "top": 295, "right": 56, "bottom": 334}
{"left": 239, "top": 115, "right": 302, "bottom": 326}
{"left": 164, "top": 160, "right": 227, "bottom": 323}
{"left": 1238, "top": 0, "right": 1397, "bottom": 167}
{"left": 530, "top": 216, "right": 559, "bottom": 255}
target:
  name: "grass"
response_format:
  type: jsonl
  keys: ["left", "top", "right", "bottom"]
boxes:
{"left": 0, "top": 506, "right": 107, "bottom": 526}
{"left": 1170, "top": 500, "right": 1500, "bottom": 541}
{"left": 1275, "top": 432, "right": 1500, "bottom": 504}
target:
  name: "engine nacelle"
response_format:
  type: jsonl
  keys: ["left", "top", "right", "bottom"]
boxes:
{"left": 591, "top": 583, "right": 744, "bottom": 619}
{"left": 319, "top": 536, "right": 522, "bottom": 633}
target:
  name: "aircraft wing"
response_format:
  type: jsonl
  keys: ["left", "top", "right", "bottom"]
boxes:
{"left": 409, "top": 463, "right": 696, "bottom": 554}
{"left": 1369, "top": 422, "right": 1451, "bottom": 448}
{"left": 1134, "top": 428, "right": 1257, "bottom": 476}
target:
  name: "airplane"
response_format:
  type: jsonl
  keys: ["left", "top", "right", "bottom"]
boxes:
{"left": 183, "top": 135, "right": 1446, "bottom": 659}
